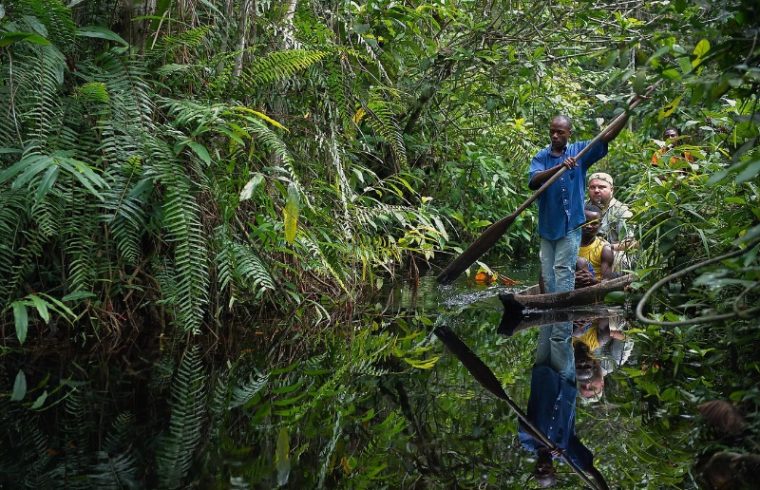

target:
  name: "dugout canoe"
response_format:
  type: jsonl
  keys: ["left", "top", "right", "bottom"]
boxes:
{"left": 511, "top": 274, "right": 634, "bottom": 310}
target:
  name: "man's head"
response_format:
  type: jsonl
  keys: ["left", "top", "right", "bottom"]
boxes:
{"left": 549, "top": 115, "right": 572, "bottom": 152}
{"left": 663, "top": 127, "right": 679, "bottom": 141}
{"left": 534, "top": 447, "right": 557, "bottom": 487}
{"left": 582, "top": 203, "right": 602, "bottom": 241}
{"left": 575, "top": 342, "right": 604, "bottom": 399}
{"left": 587, "top": 172, "right": 614, "bottom": 207}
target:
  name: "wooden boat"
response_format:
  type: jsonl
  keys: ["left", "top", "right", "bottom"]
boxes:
{"left": 511, "top": 274, "right": 634, "bottom": 310}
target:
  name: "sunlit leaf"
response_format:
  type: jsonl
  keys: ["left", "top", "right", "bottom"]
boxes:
{"left": 240, "top": 173, "right": 265, "bottom": 201}
{"left": 283, "top": 183, "right": 300, "bottom": 244}
{"left": 658, "top": 96, "right": 682, "bottom": 120}
{"left": 661, "top": 68, "right": 681, "bottom": 80}
{"left": 693, "top": 39, "right": 710, "bottom": 58}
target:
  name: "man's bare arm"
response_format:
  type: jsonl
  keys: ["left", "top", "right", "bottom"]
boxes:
{"left": 600, "top": 245, "right": 615, "bottom": 280}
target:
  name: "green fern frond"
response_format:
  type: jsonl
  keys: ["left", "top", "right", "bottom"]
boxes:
{"left": 100, "top": 161, "right": 151, "bottom": 266}
{"left": 5, "top": 228, "right": 46, "bottom": 305}
{"left": 233, "top": 241, "right": 275, "bottom": 294}
{"left": 148, "top": 26, "right": 212, "bottom": 63}
{"left": 0, "top": 190, "right": 28, "bottom": 301}
{"left": 345, "top": 411, "right": 407, "bottom": 489}
{"left": 148, "top": 141, "right": 209, "bottom": 333}
{"left": 103, "top": 412, "right": 136, "bottom": 454}
{"left": 245, "top": 118, "right": 304, "bottom": 193}
{"left": 76, "top": 82, "right": 110, "bottom": 103}
{"left": 89, "top": 451, "right": 139, "bottom": 489}
{"left": 162, "top": 183, "right": 209, "bottom": 332}
{"left": 364, "top": 98, "right": 407, "bottom": 170}
{"left": 11, "top": 0, "right": 77, "bottom": 51}
{"left": 4, "top": 42, "right": 67, "bottom": 146}
{"left": 156, "top": 346, "right": 206, "bottom": 489}
{"left": 66, "top": 230, "right": 97, "bottom": 293}
{"left": 240, "top": 49, "right": 330, "bottom": 89}
{"left": 297, "top": 233, "right": 348, "bottom": 293}
{"left": 62, "top": 389, "right": 92, "bottom": 489}
{"left": 229, "top": 372, "right": 269, "bottom": 409}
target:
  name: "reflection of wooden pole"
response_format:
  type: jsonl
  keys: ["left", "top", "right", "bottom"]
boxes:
{"left": 434, "top": 326, "right": 603, "bottom": 490}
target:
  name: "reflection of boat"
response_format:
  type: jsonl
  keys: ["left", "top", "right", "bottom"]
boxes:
{"left": 511, "top": 274, "right": 633, "bottom": 310}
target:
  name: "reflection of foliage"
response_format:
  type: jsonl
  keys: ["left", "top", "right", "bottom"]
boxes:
{"left": 157, "top": 347, "right": 206, "bottom": 489}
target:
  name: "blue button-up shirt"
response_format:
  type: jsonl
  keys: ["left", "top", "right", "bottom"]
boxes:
{"left": 518, "top": 365, "right": 594, "bottom": 471}
{"left": 529, "top": 140, "right": 608, "bottom": 240}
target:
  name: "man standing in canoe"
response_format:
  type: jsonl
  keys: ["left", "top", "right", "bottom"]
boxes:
{"left": 528, "top": 114, "right": 630, "bottom": 295}
{"left": 520, "top": 114, "right": 628, "bottom": 488}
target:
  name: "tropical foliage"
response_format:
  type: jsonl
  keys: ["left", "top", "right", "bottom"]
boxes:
{"left": 1, "top": 0, "right": 758, "bottom": 488}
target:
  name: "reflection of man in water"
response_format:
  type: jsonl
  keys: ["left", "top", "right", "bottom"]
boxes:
{"left": 518, "top": 321, "right": 609, "bottom": 488}
{"left": 573, "top": 316, "right": 634, "bottom": 402}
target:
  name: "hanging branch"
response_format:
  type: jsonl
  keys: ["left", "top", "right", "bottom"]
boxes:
{"left": 635, "top": 239, "right": 760, "bottom": 326}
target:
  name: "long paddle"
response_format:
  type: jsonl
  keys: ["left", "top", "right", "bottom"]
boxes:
{"left": 436, "top": 88, "right": 655, "bottom": 285}
{"left": 433, "top": 325, "right": 604, "bottom": 490}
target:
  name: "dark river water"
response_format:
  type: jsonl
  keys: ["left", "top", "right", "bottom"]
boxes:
{"left": 1, "top": 267, "right": 714, "bottom": 489}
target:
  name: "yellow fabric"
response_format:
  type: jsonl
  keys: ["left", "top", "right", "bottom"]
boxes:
{"left": 574, "top": 326, "right": 600, "bottom": 352}
{"left": 579, "top": 237, "right": 605, "bottom": 280}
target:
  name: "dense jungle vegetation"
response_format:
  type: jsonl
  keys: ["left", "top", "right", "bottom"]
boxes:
{"left": 1, "top": 0, "right": 758, "bottom": 488}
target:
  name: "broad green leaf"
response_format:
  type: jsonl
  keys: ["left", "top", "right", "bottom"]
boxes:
{"left": 661, "top": 68, "right": 681, "bottom": 81}
{"left": 0, "top": 31, "right": 50, "bottom": 47}
{"left": 0, "top": 154, "right": 49, "bottom": 187}
{"left": 275, "top": 427, "right": 291, "bottom": 486}
{"left": 39, "top": 293, "right": 76, "bottom": 321}
{"left": 61, "top": 291, "right": 97, "bottom": 302}
{"left": 31, "top": 390, "right": 48, "bottom": 410}
{"left": 677, "top": 57, "right": 692, "bottom": 75}
{"left": 28, "top": 294, "right": 50, "bottom": 323}
{"left": 188, "top": 141, "right": 212, "bottom": 165}
{"left": 240, "top": 173, "right": 265, "bottom": 201}
{"left": 11, "top": 370, "right": 27, "bottom": 401}
{"left": 632, "top": 70, "right": 647, "bottom": 95}
{"left": 283, "top": 183, "right": 300, "bottom": 244}
{"left": 12, "top": 302, "right": 28, "bottom": 344}
{"left": 35, "top": 165, "right": 59, "bottom": 202}
{"left": 693, "top": 39, "right": 710, "bottom": 58}
{"left": 77, "top": 26, "right": 129, "bottom": 47}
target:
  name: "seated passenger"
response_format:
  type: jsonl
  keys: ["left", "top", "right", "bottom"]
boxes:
{"left": 579, "top": 204, "right": 615, "bottom": 282}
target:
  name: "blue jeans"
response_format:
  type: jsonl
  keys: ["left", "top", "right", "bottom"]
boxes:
{"left": 536, "top": 227, "right": 581, "bottom": 380}
{"left": 539, "top": 227, "right": 582, "bottom": 294}
{"left": 535, "top": 322, "right": 575, "bottom": 381}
